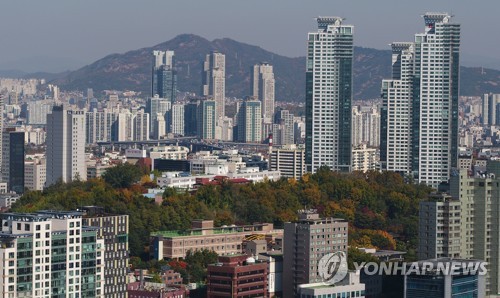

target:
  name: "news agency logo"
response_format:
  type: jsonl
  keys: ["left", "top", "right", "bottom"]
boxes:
{"left": 318, "top": 251, "right": 348, "bottom": 285}
{"left": 352, "top": 261, "right": 488, "bottom": 276}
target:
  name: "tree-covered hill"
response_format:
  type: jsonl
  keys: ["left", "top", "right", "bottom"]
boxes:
{"left": 11, "top": 165, "right": 432, "bottom": 260}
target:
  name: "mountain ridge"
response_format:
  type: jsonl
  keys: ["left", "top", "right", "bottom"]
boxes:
{"left": 5, "top": 34, "right": 500, "bottom": 100}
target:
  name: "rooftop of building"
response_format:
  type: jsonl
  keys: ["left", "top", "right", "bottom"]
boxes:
{"left": 150, "top": 222, "right": 277, "bottom": 238}
{"left": 1, "top": 210, "right": 84, "bottom": 222}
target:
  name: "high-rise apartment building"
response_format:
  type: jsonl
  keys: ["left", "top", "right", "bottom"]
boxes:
{"left": 85, "top": 109, "right": 118, "bottom": 144}
{"left": 171, "top": 103, "right": 184, "bottom": 136}
{"left": 273, "top": 109, "right": 295, "bottom": 145}
{"left": 152, "top": 50, "right": 177, "bottom": 103}
{"left": 381, "top": 13, "right": 460, "bottom": 188}
{"left": 133, "top": 111, "right": 150, "bottom": 141}
{"left": 0, "top": 211, "right": 105, "bottom": 298}
{"left": 418, "top": 193, "right": 462, "bottom": 260}
{"left": 252, "top": 63, "right": 275, "bottom": 124}
{"left": 184, "top": 100, "right": 199, "bottom": 137}
{"left": 203, "top": 52, "right": 226, "bottom": 121}
{"left": 46, "top": 106, "right": 86, "bottom": 186}
{"left": 482, "top": 93, "right": 500, "bottom": 126}
{"left": 146, "top": 95, "right": 171, "bottom": 138}
{"left": 81, "top": 207, "right": 129, "bottom": 298}
{"left": 26, "top": 101, "right": 54, "bottom": 125}
{"left": 237, "top": 100, "right": 262, "bottom": 143}
{"left": 116, "top": 110, "right": 134, "bottom": 142}
{"left": 352, "top": 106, "right": 380, "bottom": 148}
{"left": 305, "top": 17, "right": 353, "bottom": 173}
{"left": 1, "top": 130, "right": 25, "bottom": 194}
{"left": 0, "top": 95, "right": 3, "bottom": 176}
{"left": 419, "top": 164, "right": 500, "bottom": 295}
{"left": 198, "top": 100, "right": 216, "bottom": 140}
{"left": 283, "top": 210, "right": 348, "bottom": 297}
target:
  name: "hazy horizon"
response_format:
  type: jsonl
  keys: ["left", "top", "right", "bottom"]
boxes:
{"left": 2, "top": 0, "right": 499, "bottom": 73}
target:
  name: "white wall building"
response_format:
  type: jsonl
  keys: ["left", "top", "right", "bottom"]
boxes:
{"left": 305, "top": 17, "right": 353, "bottom": 173}
{"left": 252, "top": 63, "right": 275, "bottom": 124}
{"left": 46, "top": 106, "right": 86, "bottom": 186}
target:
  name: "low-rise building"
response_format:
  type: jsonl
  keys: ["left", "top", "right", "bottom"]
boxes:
{"left": 150, "top": 220, "right": 282, "bottom": 260}
{"left": 298, "top": 271, "right": 366, "bottom": 298}
{"left": 207, "top": 255, "right": 268, "bottom": 298}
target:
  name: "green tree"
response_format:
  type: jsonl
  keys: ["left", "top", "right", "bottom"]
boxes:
{"left": 102, "top": 163, "right": 143, "bottom": 189}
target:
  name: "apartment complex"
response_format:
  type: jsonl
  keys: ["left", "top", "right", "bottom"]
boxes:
{"left": 150, "top": 220, "right": 282, "bottom": 260}
{"left": 419, "top": 162, "right": 500, "bottom": 295}
{"left": 0, "top": 211, "right": 105, "bottom": 298}
{"left": 381, "top": 13, "right": 460, "bottom": 188}
{"left": 305, "top": 17, "right": 353, "bottom": 173}
{"left": 283, "top": 210, "right": 349, "bottom": 297}
{"left": 81, "top": 207, "right": 129, "bottom": 298}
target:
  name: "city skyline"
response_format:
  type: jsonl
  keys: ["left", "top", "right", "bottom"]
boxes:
{"left": 1, "top": 0, "right": 499, "bottom": 72}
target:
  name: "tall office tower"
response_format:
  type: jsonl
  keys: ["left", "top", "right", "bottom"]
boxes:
{"left": 283, "top": 210, "right": 348, "bottom": 297}
{"left": 274, "top": 109, "right": 295, "bottom": 145}
{"left": 85, "top": 109, "right": 118, "bottom": 144}
{"left": 0, "top": 211, "right": 105, "bottom": 298}
{"left": 237, "top": 100, "right": 262, "bottom": 143}
{"left": 133, "top": 111, "right": 150, "bottom": 141}
{"left": 381, "top": 13, "right": 460, "bottom": 188}
{"left": 81, "top": 207, "right": 129, "bottom": 298}
{"left": 146, "top": 95, "right": 171, "bottom": 138}
{"left": 171, "top": 103, "right": 185, "bottom": 136}
{"left": 152, "top": 50, "right": 177, "bottom": 103}
{"left": 203, "top": 51, "right": 226, "bottom": 121}
{"left": 1, "top": 130, "right": 25, "bottom": 194}
{"left": 252, "top": 62, "right": 275, "bottom": 123}
{"left": 482, "top": 93, "right": 500, "bottom": 125}
{"left": 184, "top": 100, "right": 200, "bottom": 136}
{"left": 116, "top": 110, "right": 134, "bottom": 142}
{"left": 269, "top": 145, "right": 305, "bottom": 179}
{"left": 26, "top": 101, "right": 53, "bottom": 125}
{"left": 305, "top": 17, "right": 353, "bottom": 173}
{"left": 46, "top": 106, "right": 86, "bottom": 186}
{"left": 197, "top": 100, "right": 216, "bottom": 140}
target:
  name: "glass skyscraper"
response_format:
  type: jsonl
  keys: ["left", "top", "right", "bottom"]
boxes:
{"left": 152, "top": 50, "right": 177, "bottom": 103}
{"left": 381, "top": 13, "right": 460, "bottom": 188}
{"left": 305, "top": 17, "right": 353, "bottom": 173}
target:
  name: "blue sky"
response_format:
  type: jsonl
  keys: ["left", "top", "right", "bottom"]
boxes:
{"left": 1, "top": 0, "right": 498, "bottom": 72}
